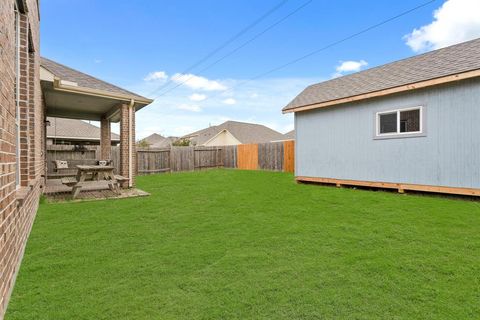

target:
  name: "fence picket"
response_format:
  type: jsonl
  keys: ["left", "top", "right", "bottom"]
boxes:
{"left": 46, "top": 141, "right": 295, "bottom": 177}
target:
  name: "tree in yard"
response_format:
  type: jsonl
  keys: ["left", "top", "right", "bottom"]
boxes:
{"left": 172, "top": 138, "right": 191, "bottom": 146}
{"left": 137, "top": 139, "right": 150, "bottom": 148}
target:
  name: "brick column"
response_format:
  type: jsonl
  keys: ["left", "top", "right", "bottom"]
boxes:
{"left": 120, "top": 103, "right": 136, "bottom": 187}
{"left": 100, "top": 117, "right": 111, "bottom": 160}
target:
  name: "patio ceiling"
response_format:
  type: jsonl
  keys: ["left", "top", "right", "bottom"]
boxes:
{"left": 40, "top": 58, "right": 153, "bottom": 122}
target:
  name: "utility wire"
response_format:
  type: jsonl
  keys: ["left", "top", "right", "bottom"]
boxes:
{"left": 154, "top": 0, "right": 314, "bottom": 98}
{"left": 147, "top": 0, "right": 289, "bottom": 96}
{"left": 200, "top": 0, "right": 438, "bottom": 103}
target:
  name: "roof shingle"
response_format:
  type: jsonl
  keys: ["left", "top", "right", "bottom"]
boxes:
{"left": 283, "top": 38, "right": 480, "bottom": 112}
{"left": 183, "top": 121, "right": 284, "bottom": 145}
{"left": 41, "top": 57, "right": 148, "bottom": 101}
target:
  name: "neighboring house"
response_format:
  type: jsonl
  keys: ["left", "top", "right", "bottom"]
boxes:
{"left": 138, "top": 133, "right": 178, "bottom": 148}
{"left": 283, "top": 130, "right": 295, "bottom": 141}
{"left": 0, "top": 1, "right": 152, "bottom": 316}
{"left": 182, "top": 121, "right": 284, "bottom": 146}
{"left": 46, "top": 117, "right": 120, "bottom": 145}
{"left": 283, "top": 38, "right": 480, "bottom": 197}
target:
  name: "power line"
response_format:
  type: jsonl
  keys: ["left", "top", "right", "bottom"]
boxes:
{"left": 201, "top": 0, "right": 438, "bottom": 103}
{"left": 147, "top": 0, "right": 289, "bottom": 96}
{"left": 153, "top": 0, "right": 314, "bottom": 98}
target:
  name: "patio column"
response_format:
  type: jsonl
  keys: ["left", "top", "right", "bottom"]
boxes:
{"left": 100, "top": 117, "right": 111, "bottom": 160}
{"left": 120, "top": 102, "right": 136, "bottom": 187}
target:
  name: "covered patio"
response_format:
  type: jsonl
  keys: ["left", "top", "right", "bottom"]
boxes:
{"left": 40, "top": 57, "right": 153, "bottom": 198}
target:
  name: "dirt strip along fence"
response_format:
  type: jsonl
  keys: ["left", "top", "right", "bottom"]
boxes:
{"left": 46, "top": 140, "right": 294, "bottom": 178}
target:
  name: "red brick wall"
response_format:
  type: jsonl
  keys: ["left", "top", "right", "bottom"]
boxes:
{"left": 120, "top": 103, "right": 136, "bottom": 187}
{"left": 100, "top": 117, "right": 112, "bottom": 160}
{"left": 0, "top": 0, "right": 42, "bottom": 317}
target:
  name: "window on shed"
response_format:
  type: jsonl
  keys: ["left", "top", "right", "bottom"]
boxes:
{"left": 379, "top": 112, "right": 397, "bottom": 134}
{"left": 400, "top": 109, "right": 420, "bottom": 133}
{"left": 376, "top": 106, "right": 422, "bottom": 137}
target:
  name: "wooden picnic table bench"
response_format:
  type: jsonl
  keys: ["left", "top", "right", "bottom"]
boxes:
{"left": 60, "top": 165, "right": 128, "bottom": 199}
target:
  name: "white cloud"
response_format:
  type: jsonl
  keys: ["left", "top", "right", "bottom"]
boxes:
{"left": 222, "top": 98, "right": 236, "bottom": 105}
{"left": 144, "top": 71, "right": 168, "bottom": 81}
{"left": 336, "top": 60, "right": 368, "bottom": 73}
{"left": 177, "top": 104, "right": 202, "bottom": 112}
{"left": 94, "top": 59, "right": 102, "bottom": 64}
{"left": 126, "top": 76, "right": 321, "bottom": 139}
{"left": 404, "top": 0, "right": 480, "bottom": 52}
{"left": 332, "top": 60, "right": 368, "bottom": 78}
{"left": 189, "top": 93, "right": 207, "bottom": 101}
{"left": 171, "top": 73, "right": 227, "bottom": 91}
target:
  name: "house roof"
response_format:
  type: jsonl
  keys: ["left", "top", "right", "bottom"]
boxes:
{"left": 41, "top": 57, "right": 149, "bottom": 101}
{"left": 183, "top": 121, "right": 284, "bottom": 145}
{"left": 141, "top": 133, "right": 166, "bottom": 145}
{"left": 283, "top": 130, "right": 295, "bottom": 140}
{"left": 152, "top": 137, "right": 177, "bottom": 148}
{"left": 283, "top": 37, "right": 480, "bottom": 113}
{"left": 139, "top": 133, "right": 177, "bottom": 148}
{"left": 46, "top": 117, "right": 120, "bottom": 141}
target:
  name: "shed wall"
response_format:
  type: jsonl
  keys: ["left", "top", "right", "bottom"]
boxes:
{"left": 295, "top": 78, "right": 480, "bottom": 189}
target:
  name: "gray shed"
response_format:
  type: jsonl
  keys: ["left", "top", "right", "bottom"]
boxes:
{"left": 283, "top": 38, "right": 480, "bottom": 196}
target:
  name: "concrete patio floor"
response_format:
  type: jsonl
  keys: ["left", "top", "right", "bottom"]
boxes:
{"left": 44, "top": 179, "right": 149, "bottom": 202}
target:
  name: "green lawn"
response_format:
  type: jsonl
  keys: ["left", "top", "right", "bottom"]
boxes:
{"left": 6, "top": 170, "right": 480, "bottom": 319}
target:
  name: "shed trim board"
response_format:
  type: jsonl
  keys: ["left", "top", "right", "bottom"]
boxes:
{"left": 283, "top": 69, "right": 480, "bottom": 113}
{"left": 296, "top": 176, "right": 480, "bottom": 197}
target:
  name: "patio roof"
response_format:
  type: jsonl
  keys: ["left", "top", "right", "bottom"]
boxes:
{"left": 40, "top": 57, "right": 153, "bottom": 122}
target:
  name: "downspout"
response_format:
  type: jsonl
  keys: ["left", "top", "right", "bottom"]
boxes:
{"left": 128, "top": 99, "right": 134, "bottom": 188}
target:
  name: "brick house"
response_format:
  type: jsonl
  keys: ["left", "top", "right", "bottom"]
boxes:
{"left": 0, "top": 1, "right": 152, "bottom": 316}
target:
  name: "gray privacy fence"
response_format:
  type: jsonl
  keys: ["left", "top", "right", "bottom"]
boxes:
{"left": 46, "top": 145, "right": 120, "bottom": 177}
{"left": 46, "top": 141, "right": 294, "bottom": 178}
{"left": 137, "top": 146, "right": 237, "bottom": 173}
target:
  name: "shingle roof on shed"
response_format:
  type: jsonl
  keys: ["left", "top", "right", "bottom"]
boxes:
{"left": 41, "top": 57, "right": 148, "bottom": 101}
{"left": 283, "top": 38, "right": 480, "bottom": 112}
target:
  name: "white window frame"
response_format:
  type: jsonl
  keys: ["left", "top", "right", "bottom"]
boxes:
{"left": 376, "top": 106, "right": 423, "bottom": 137}
{"left": 14, "top": 4, "right": 21, "bottom": 188}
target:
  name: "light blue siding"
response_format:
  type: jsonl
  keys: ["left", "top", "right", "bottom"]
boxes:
{"left": 295, "top": 78, "right": 480, "bottom": 189}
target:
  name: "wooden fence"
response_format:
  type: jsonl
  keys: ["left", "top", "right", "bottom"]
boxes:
{"left": 46, "top": 145, "right": 120, "bottom": 177}
{"left": 46, "top": 141, "right": 294, "bottom": 178}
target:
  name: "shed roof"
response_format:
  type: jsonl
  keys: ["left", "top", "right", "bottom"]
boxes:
{"left": 46, "top": 117, "right": 120, "bottom": 141}
{"left": 283, "top": 37, "right": 480, "bottom": 113}
{"left": 183, "top": 121, "right": 284, "bottom": 145}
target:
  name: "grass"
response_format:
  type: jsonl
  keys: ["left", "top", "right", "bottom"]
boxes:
{"left": 6, "top": 169, "right": 480, "bottom": 319}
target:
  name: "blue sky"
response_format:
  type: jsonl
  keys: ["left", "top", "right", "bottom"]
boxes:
{"left": 40, "top": 0, "right": 480, "bottom": 138}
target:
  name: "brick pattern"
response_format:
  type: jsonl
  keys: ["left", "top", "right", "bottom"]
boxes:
{"left": 100, "top": 117, "right": 111, "bottom": 160}
{"left": 120, "top": 103, "right": 136, "bottom": 187}
{"left": 17, "top": 13, "right": 29, "bottom": 187}
{"left": 0, "top": 0, "right": 42, "bottom": 317}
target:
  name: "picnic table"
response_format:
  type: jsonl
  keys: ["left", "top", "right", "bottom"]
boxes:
{"left": 61, "top": 165, "right": 128, "bottom": 199}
